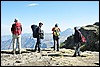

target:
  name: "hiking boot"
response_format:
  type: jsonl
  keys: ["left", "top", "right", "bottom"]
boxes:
{"left": 13, "top": 50, "right": 16, "bottom": 54}
{"left": 78, "top": 54, "right": 80, "bottom": 56}
{"left": 19, "top": 51, "right": 21, "bottom": 54}
{"left": 18, "top": 50, "right": 21, "bottom": 54}
{"left": 37, "top": 51, "right": 41, "bottom": 53}
{"left": 57, "top": 50, "right": 59, "bottom": 51}
{"left": 33, "top": 49, "right": 37, "bottom": 52}
{"left": 72, "top": 54, "right": 76, "bottom": 57}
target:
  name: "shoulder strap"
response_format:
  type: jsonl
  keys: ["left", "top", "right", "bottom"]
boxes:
{"left": 78, "top": 30, "right": 82, "bottom": 37}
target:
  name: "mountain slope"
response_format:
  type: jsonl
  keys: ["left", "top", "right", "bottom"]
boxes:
{"left": 1, "top": 28, "right": 73, "bottom": 50}
{"left": 61, "top": 22, "right": 99, "bottom": 51}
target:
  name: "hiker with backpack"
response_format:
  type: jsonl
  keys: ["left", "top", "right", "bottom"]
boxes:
{"left": 52, "top": 24, "right": 61, "bottom": 51}
{"left": 11, "top": 18, "right": 22, "bottom": 54}
{"left": 31, "top": 22, "right": 44, "bottom": 53}
{"left": 72, "top": 27, "right": 82, "bottom": 57}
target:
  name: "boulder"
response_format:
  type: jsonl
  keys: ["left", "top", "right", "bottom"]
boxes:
{"left": 61, "top": 22, "right": 99, "bottom": 51}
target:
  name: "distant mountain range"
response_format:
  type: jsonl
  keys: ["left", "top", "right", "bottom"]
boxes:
{"left": 60, "top": 28, "right": 74, "bottom": 36}
{"left": 1, "top": 28, "right": 73, "bottom": 50}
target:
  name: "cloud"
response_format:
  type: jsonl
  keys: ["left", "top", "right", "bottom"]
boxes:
{"left": 28, "top": 3, "right": 38, "bottom": 7}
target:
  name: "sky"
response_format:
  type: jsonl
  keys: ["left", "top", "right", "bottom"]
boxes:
{"left": 1, "top": 1, "right": 99, "bottom": 36}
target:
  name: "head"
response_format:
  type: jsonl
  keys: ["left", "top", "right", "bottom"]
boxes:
{"left": 14, "top": 18, "right": 19, "bottom": 22}
{"left": 39, "top": 22, "right": 43, "bottom": 27}
{"left": 55, "top": 24, "right": 58, "bottom": 27}
{"left": 74, "top": 27, "right": 78, "bottom": 30}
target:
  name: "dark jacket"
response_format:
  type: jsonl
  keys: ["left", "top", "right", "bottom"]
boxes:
{"left": 74, "top": 29, "right": 82, "bottom": 43}
{"left": 37, "top": 26, "right": 43, "bottom": 38}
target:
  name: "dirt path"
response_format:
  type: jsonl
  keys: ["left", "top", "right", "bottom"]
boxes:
{"left": 1, "top": 48, "right": 99, "bottom": 66}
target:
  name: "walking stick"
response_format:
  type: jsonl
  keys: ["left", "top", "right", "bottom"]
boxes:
{"left": 8, "top": 39, "right": 12, "bottom": 50}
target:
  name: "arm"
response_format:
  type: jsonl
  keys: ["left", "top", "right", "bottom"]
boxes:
{"left": 52, "top": 27, "right": 55, "bottom": 31}
{"left": 11, "top": 24, "right": 15, "bottom": 34}
{"left": 58, "top": 28, "right": 61, "bottom": 32}
{"left": 20, "top": 25, "right": 22, "bottom": 31}
{"left": 78, "top": 30, "right": 82, "bottom": 37}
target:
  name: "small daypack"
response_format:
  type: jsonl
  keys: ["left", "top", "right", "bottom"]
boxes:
{"left": 12, "top": 22, "right": 22, "bottom": 35}
{"left": 40, "top": 30, "right": 44, "bottom": 39}
{"left": 31, "top": 25, "right": 38, "bottom": 38}
{"left": 81, "top": 35, "right": 86, "bottom": 42}
{"left": 53, "top": 27, "right": 60, "bottom": 36}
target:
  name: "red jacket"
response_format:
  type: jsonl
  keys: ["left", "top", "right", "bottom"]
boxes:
{"left": 11, "top": 22, "right": 22, "bottom": 35}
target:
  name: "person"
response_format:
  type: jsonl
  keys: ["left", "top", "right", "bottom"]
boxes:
{"left": 34, "top": 22, "right": 43, "bottom": 53}
{"left": 11, "top": 18, "right": 22, "bottom": 54}
{"left": 52, "top": 24, "right": 61, "bottom": 51}
{"left": 73, "top": 27, "right": 82, "bottom": 57}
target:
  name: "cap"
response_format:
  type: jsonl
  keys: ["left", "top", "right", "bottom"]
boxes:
{"left": 39, "top": 22, "right": 43, "bottom": 25}
{"left": 55, "top": 23, "right": 58, "bottom": 27}
{"left": 14, "top": 18, "right": 19, "bottom": 22}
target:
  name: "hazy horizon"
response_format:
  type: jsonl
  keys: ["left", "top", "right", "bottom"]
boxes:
{"left": 1, "top": 1, "right": 99, "bottom": 36}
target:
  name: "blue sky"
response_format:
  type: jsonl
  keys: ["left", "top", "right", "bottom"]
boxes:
{"left": 1, "top": 1, "right": 99, "bottom": 36}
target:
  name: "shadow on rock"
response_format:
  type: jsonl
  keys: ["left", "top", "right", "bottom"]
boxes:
{"left": 26, "top": 49, "right": 36, "bottom": 52}
{"left": 1, "top": 51, "right": 30, "bottom": 54}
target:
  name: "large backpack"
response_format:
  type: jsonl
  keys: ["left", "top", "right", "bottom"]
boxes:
{"left": 53, "top": 27, "right": 60, "bottom": 36}
{"left": 31, "top": 24, "right": 44, "bottom": 39}
{"left": 31, "top": 25, "right": 38, "bottom": 38}
{"left": 12, "top": 22, "right": 22, "bottom": 35}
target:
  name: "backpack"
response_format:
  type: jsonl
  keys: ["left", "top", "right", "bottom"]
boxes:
{"left": 12, "top": 22, "right": 22, "bottom": 35}
{"left": 81, "top": 35, "right": 86, "bottom": 42}
{"left": 53, "top": 27, "right": 60, "bottom": 36}
{"left": 31, "top": 25, "right": 44, "bottom": 39}
{"left": 31, "top": 25, "right": 38, "bottom": 38}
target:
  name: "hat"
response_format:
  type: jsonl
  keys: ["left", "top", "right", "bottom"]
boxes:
{"left": 55, "top": 24, "right": 58, "bottom": 27}
{"left": 39, "top": 22, "right": 43, "bottom": 25}
{"left": 14, "top": 18, "right": 19, "bottom": 22}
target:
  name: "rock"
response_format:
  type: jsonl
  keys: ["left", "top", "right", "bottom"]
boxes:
{"left": 61, "top": 22, "right": 99, "bottom": 51}
{"left": 1, "top": 48, "right": 99, "bottom": 66}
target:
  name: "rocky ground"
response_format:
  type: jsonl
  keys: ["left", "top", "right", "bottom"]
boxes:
{"left": 1, "top": 48, "right": 99, "bottom": 66}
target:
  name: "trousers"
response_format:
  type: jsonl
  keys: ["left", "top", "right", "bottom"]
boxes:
{"left": 12, "top": 34, "right": 21, "bottom": 54}
{"left": 73, "top": 42, "right": 81, "bottom": 56}
{"left": 34, "top": 37, "right": 41, "bottom": 52}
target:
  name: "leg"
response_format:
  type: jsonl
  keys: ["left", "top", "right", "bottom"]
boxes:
{"left": 17, "top": 35, "right": 21, "bottom": 54}
{"left": 57, "top": 39, "right": 59, "bottom": 51}
{"left": 54, "top": 39, "right": 56, "bottom": 50}
{"left": 12, "top": 35, "right": 16, "bottom": 54}
{"left": 73, "top": 43, "right": 78, "bottom": 56}
{"left": 34, "top": 43, "right": 37, "bottom": 51}
{"left": 38, "top": 38, "right": 41, "bottom": 52}
{"left": 34, "top": 38, "right": 38, "bottom": 51}
{"left": 77, "top": 42, "right": 81, "bottom": 56}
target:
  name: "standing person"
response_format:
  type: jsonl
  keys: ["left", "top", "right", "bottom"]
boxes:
{"left": 73, "top": 27, "right": 82, "bottom": 57}
{"left": 11, "top": 18, "right": 22, "bottom": 54}
{"left": 52, "top": 24, "right": 61, "bottom": 51}
{"left": 34, "top": 22, "right": 43, "bottom": 53}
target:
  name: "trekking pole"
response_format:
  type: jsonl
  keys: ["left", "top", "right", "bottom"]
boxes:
{"left": 22, "top": 34, "right": 32, "bottom": 48}
{"left": 23, "top": 35, "right": 30, "bottom": 48}
{"left": 8, "top": 39, "right": 13, "bottom": 50}
{"left": 25, "top": 34, "right": 33, "bottom": 48}
{"left": 2, "top": 39, "right": 9, "bottom": 50}
{"left": 27, "top": 34, "right": 33, "bottom": 47}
